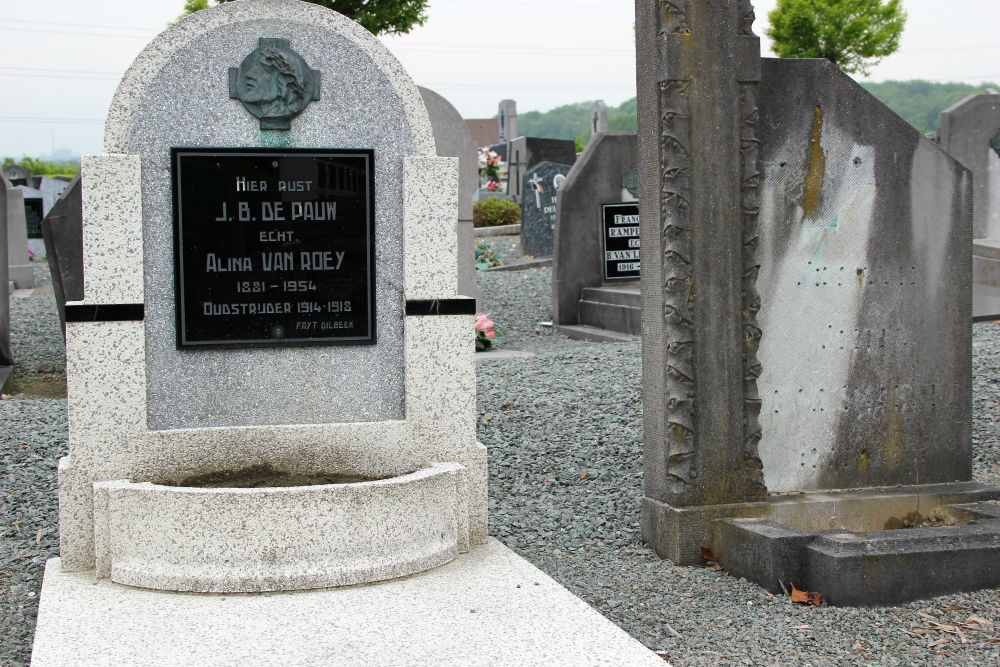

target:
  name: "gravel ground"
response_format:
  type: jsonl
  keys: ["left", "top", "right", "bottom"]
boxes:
{"left": 4, "top": 260, "right": 1000, "bottom": 666}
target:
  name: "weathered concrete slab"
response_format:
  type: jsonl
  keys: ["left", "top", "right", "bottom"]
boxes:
{"left": 713, "top": 485, "right": 1000, "bottom": 605}
{"left": 756, "top": 58, "right": 973, "bottom": 492}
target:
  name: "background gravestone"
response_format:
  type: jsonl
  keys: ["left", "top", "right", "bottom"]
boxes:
{"left": 41, "top": 174, "right": 83, "bottom": 333}
{"left": 4, "top": 176, "right": 34, "bottom": 289}
{"left": 552, "top": 131, "right": 637, "bottom": 340}
{"left": 3, "top": 164, "right": 31, "bottom": 186}
{"left": 505, "top": 136, "right": 576, "bottom": 205}
{"left": 520, "top": 161, "right": 569, "bottom": 257}
{"left": 937, "top": 93, "right": 1000, "bottom": 240}
{"left": 419, "top": 86, "right": 482, "bottom": 310}
{"left": 592, "top": 100, "right": 608, "bottom": 135}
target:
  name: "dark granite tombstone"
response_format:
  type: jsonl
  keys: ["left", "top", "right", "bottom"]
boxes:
{"left": 520, "top": 161, "right": 570, "bottom": 257}
{"left": 506, "top": 137, "right": 576, "bottom": 205}
{"left": 24, "top": 195, "right": 44, "bottom": 239}
{"left": 41, "top": 174, "right": 83, "bottom": 333}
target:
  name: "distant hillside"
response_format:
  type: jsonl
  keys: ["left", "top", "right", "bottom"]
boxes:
{"left": 859, "top": 80, "right": 999, "bottom": 134}
{"left": 514, "top": 80, "right": 1000, "bottom": 145}
{"left": 517, "top": 99, "right": 637, "bottom": 144}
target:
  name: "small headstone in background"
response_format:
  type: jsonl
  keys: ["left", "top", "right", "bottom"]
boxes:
{"left": 498, "top": 99, "right": 517, "bottom": 144}
{"left": 4, "top": 177, "right": 34, "bottom": 289}
{"left": 3, "top": 164, "right": 31, "bottom": 187}
{"left": 592, "top": 100, "right": 609, "bottom": 135}
{"left": 38, "top": 176, "right": 71, "bottom": 215}
{"left": 551, "top": 132, "right": 638, "bottom": 339}
{"left": 520, "top": 161, "right": 569, "bottom": 257}
{"left": 505, "top": 137, "right": 576, "bottom": 205}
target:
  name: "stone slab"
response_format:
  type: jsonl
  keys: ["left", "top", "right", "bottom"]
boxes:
{"left": 30, "top": 540, "right": 665, "bottom": 667}
{"left": 973, "top": 283, "right": 1000, "bottom": 321}
{"left": 715, "top": 498, "right": 1000, "bottom": 606}
{"left": 480, "top": 257, "right": 552, "bottom": 272}
{"left": 474, "top": 349, "right": 535, "bottom": 360}
{"left": 520, "top": 161, "right": 570, "bottom": 258}
{"left": 556, "top": 324, "right": 639, "bottom": 343}
{"left": 474, "top": 223, "right": 520, "bottom": 237}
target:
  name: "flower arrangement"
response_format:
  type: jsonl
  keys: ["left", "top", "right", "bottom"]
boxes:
{"left": 475, "top": 241, "right": 502, "bottom": 269}
{"left": 478, "top": 147, "right": 502, "bottom": 181}
{"left": 487, "top": 180, "right": 502, "bottom": 192}
{"left": 27, "top": 250, "right": 35, "bottom": 261}
{"left": 475, "top": 313, "right": 500, "bottom": 351}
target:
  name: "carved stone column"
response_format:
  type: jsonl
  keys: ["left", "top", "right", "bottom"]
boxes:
{"left": 636, "top": 0, "right": 767, "bottom": 563}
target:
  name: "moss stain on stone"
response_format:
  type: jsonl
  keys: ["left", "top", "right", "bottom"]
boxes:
{"left": 802, "top": 106, "right": 825, "bottom": 220}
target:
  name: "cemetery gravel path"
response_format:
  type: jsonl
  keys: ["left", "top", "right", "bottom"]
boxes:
{"left": 4, "top": 261, "right": 1000, "bottom": 666}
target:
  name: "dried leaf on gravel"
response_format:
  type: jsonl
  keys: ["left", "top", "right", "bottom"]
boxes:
{"left": 790, "top": 582, "right": 821, "bottom": 606}
{"left": 700, "top": 546, "right": 716, "bottom": 562}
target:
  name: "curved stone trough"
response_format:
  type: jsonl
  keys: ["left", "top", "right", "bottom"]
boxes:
{"left": 92, "top": 462, "right": 468, "bottom": 593}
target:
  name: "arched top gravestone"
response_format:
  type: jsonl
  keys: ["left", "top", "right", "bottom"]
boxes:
{"left": 60, "top": 0, "right": 485, "bottom": 589}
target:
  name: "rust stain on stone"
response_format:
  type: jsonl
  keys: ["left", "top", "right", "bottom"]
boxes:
{"left": 802, "top": 106, "right": 825, "bottom": 220}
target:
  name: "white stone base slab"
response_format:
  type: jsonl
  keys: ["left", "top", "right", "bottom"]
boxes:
{"left": 31, "top": 540, "right": 664, "bottom": 667}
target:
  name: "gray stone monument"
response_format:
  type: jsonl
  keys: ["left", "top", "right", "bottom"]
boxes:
{"left": 419, "top": 86, "right": 482, "bottom": 310}
{"left": 636, "top": 0, "right": 997, "bottom": 605}
{"left": 41, "top": 174, "right": 83, "bottom": 333}
{"left": 497, "top": 98, "right": 517, "bottom": 144}
{"left": 30, "top": 2, "right": 665, "bottom": 662}
{"left": 592, "top": 99, "right": 609, "bottom": 135}
{"left": 4, "top": 176, "right": 34, "bottom": 289}
{"left": 552, "top": 132, "right": 637, "bottom": 341}
{"left": 938, "top": 93, "right": 1000, "bottom": 240}
{"left": 935, "top": 93, "right": 1000, "bottom": 315}
{"left": 520, "top": 161, "right": 569, "bottom": 257}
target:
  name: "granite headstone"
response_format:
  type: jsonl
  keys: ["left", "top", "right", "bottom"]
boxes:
{"left": 506, "top": 136, "right": 575, "bottom": 205}
{"left": 520, "top": 161, "right": 569, "bottom": 257}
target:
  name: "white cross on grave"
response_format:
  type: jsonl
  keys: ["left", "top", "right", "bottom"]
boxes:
{"left": 527, "top": 172, "right": 544, "bottom": 208}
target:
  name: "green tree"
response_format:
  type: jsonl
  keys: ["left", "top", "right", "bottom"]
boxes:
{"left": 181, "top": 0, "right": 428, "bottom": 36}
{"left": 766, "top": 0, "right": 906, "bottom": 75}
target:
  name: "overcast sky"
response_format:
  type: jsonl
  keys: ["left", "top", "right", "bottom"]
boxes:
{"left": 2, "top": 0, "right": 998, "bottom": 158}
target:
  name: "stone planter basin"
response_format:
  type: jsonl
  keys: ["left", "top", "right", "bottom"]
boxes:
{"left": 93, "top": 462, "right": 469, "bottom": 593}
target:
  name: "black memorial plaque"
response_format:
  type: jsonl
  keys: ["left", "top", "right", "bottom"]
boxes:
{"left": 172, "top": 148, "right": 375, "bottom": 348}
{"left": 601, "top": 202, "right": 640, "bottom": 281}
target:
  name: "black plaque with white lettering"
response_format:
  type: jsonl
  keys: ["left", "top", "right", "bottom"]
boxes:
{"left": 172, "top": 148, "right": 375, "bottom": 348}
{"left": 601, "top": 203, "right": 640, "bottom": 280}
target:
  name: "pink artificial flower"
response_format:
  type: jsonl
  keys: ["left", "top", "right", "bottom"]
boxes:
{"left": 484, "top": 330, "right": 496, "bottom": 339}
{"left": 484, "top": 319, "right": 495, "bottom": 329}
